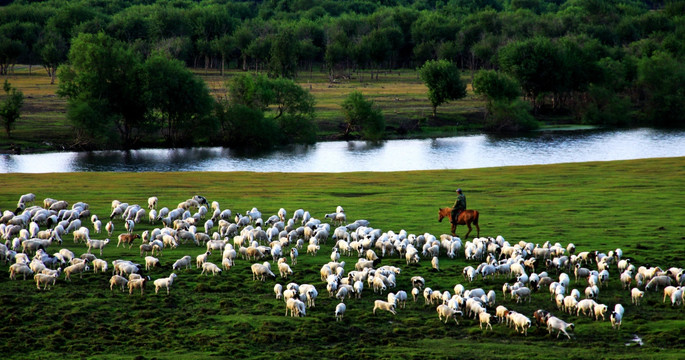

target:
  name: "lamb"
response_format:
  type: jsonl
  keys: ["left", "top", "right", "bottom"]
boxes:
{"left": 251, "top": 263, "right": 276, "bottom": 281}
{"left": 631, "top": 288, "right": 644, "bottom": 306}
{"left": 92, "top": 259, "right": 108, "bottom": 273}
{"left": 105, "top": 221, "right": 114, "bottom": 237}
{"left": 154, "top": 273, "right": 178, "bottom": 294}
{"left": 145, "top": 256, "right": 160, "bottom": 271}
{"left": 110, "top": 275, "right": 129, "bottom": 292}
{"left": 64, "top": 261, "right": 89, "bottom": 281}
{"left": 546, "top": 316, "right": 574, "bottom": 339}
{"left": 478, "top": 311, "right": 493, "bottom": 331}
{"left": 336, "top": 287, "right": 349, "bottom": 303}
{"left": 34, "top": 273, "right": 58, "bottom": 290}
{"left": 611, "top": 304, "right": 624, "bottom": 330}
{"left": 87, "top": 238, "right": 110, "bottom": 256}
{"left": 148, "top": 196, "right": 158, "bottom": 210}
{"left": 512, "top": 287, "right": 532, "bottom": 303}
{"left": 373, "top": 300, "right": 397, "bottom": 315}
{"left": 645, "top": 276, "right": 672, "bottom": 292}
{"left": 335, "top": 303, "right": 346, "bottom": 321}
{"left": 576, "top": 299, "right": 597, "bottom": 317}
{"left": 290, "top": 247, "right": 298, "bottom": 265}
{"left": 128, "top": 277, "right": 147, "bottom": 295}
{"left": 274, "top": 283, "right": 283, "bottom": 300}
{"left": 594, "top": 303, "right": 608, "bottom": 321}
{"left": 117, "top": 233, "right": 140, "bottom": 249}
{"left": 285, "top": 298, "right": 306, "bottom": 317}
{"left": 431, "top": 256, "right": 440, "bottom": 272}
{"left": 509, "top": 312, "right": 532, "bottom": 335}
{"left": 139, "top": 243, "right": 154, "bottom": 257}
{"left": 671, "top": 287, "right": 683, "bottom": 307}
{"left": 201, "top": 262, "right": 222, "bottom": 276}
{"left": 172, "top": 255, "right": 192, "bottom": 271}
{"left": 278, "top": 262, "right": 293, "bottom": 278}
{"left": 196, "top": 251, "right": 211, "bottom": 268}
{"left": 9, "top": 263, "right": 33, "bottom": 280}
{"left": 437, "top": 304, "right": 462, "bottom": 324}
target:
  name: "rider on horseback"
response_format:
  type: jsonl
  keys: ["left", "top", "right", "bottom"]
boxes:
{"left": 451, "top": 188, "right": 466, "bottom": 223}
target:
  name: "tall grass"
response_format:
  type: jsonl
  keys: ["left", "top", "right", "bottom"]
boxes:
{"left": 1, "top": 158, "right": 684, "bottom": 359}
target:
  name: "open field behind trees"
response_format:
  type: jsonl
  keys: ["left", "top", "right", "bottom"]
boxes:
{"left": 0, "top": 65, "right": 484, "bottom": 152}
{"left": 1, "top": 158, "right": 685, "bottom": 359}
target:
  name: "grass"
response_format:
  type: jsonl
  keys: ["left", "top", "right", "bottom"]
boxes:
{"left": 1, "top": 157, "right": 685, "bottom": 359}
{"left": 0, "top": 66, "right": 486, "bottom": 152}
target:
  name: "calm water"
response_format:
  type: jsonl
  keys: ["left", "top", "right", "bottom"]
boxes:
{"left": 2, "top": 128, "right": 684, "bottom": 173}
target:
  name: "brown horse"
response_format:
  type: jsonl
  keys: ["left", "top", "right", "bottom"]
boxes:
{"left": 438, "top": 207, "right": 480, "bottom": 239}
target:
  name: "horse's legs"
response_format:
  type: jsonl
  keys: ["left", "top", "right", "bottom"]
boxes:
{"left": 451, "top": 223, "right": 456, "bottom": 237}
{"left": 475, "top": 222, "right": 480, "bottom": 238}
{"left": 463, "top": 223, "right": 472, "bottom": 239}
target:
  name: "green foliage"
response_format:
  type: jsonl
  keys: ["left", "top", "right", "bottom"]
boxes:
{"left": 472, "top": 70, "right": 521, "bottom": 102}
{"left": 143, "top": 53, "right": 216, "bottom": 146}
{"left": 418, "top": 59, "right": 467, "bottom": 117}
{"left": 580, "top": 84, "right": 632, "bottom": 126}
{"left": 220, "top": 103, "right": 278, "bottom": 149}
{"left": 268, "top": 27, "right": 299, "bottom": 78}
{"left": 341, "top": 91, "right": 385, "bottom": 141}
{"left": 637, "top": 51, "right": 685, "bottom": 127}
{"left": 0, "top": 80, "right": 24, "bottom": 138}
{"left": 498, "top": 37, "right": 561, "bottom": 105}
{"left": 36, "top": 30, "right": 69, "bottom": 84}
{"left": 483, "top": 99, "right": 539, "bottom": 132}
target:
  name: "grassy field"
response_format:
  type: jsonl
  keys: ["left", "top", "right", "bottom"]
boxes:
{"left": 0, "top": 66, "right": 485, "bottom": 152}
{"left": 1, "top": 158, "right": 685, "bottom": 359}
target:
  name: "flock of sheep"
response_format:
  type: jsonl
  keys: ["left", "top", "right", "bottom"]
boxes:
{"left": 2, "top": 192, "right": 685, "bottom": 340}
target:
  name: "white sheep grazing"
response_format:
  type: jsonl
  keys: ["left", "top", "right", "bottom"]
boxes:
{"left": 335, "top": 303, "right": 346, "bottom": 321}
{"left": 437, "top": 304, "right": 462, "bottom": 324}
{"left": 662, "top": 286, "right": 678, "bottom": 303}
{"left": 105, "top": 221, "right": 114, "bottom": 237}
{"left": 201, "top": 262, "right": 222, "bottom": 276}
{"left": 274, "top": 283, "right": 283, "bottom": 300}
{"left": 354, "top": 280, "right": 364, "bottom": 299}
{"left": 594, "top": 303, "right": 608, "bottom": 321}
{"left": 285, "top": 298, "right": 306, "bottom": 317}
{"left": 154, "top": 273, "right": 178, "bottom": 295}
{"left": 495, "top": 306, "right": 509, "bottom": 323}
{"left": 671, "top": 288, "right": 683, "bottom": 307}
{"left": 92, "top": 259, "right": 108, "bottom": 273}
{"left": 278, "top": 262, "right": 293, "bottom": 278}
{"left": 196, "top": 251, "right": 211, "bottom": 268}
{"left": 128, "top": 278, "right": 147, "bottom": 295}
{"left": 512, "top": 287, "right": 531, "bottom": 303}
{"left": 125, "top": 219, "right": 135, "bottom": 233}
{"left": 290, "top": 247, "right": 298, "bottom": 265}
{"left": 64, "top": 261, "right": 89, "bottom": 281}
{"left": 373, "top": 300, "right": 397, "bottom": 315}
{"left": 145, "top": 256, "right": 160, "bottom": 271}
{"left": 577, "top": 299, "right": 597, "bottom": 317}
{"left": 110, "top": 275, "right": 128, "bottom": 292}
{"left": 73, "top": 227, "right": 90, "bottom": 243}
{"left": 172, "top": 255, "right": 192, "bottom": 271}
{"left": 148, "top": 196, "right": 158, "bottom": 210}
{"left": 336, "top": 287, "right": 349, "bottom": 303}
{"left": 251, "top": 263, "right": 276, "bottom": 281}
{"left": 631, "top": 288, "right": 644, "bottom": 306}
{"left": 431, "top": 256, "right": 440, "bottom": 272}
{"left": 34, "top": 273, "right": 58, "bottom": 290}
{"left": 611, "top": 304, "right": 624, "bottom": 330}
{"left": 412, "top": 287, "right": 420, "bottom": 302}
{"left": 9, "top": 263, "right": 33, "bottom": 280}
{"left": 510, "top": 312, "right": 532, "bottom": 335}
{"left": 547, "top": 316, "right": 574, "bottom": 339}
{"left": 87, "top": 238, "right": 110, "bottom": 256}
{"left": 479, "top": 311, "right": 493, "bottom": 331}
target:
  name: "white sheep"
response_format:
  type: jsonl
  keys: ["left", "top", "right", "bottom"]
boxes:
{"left": 631, "top": 287, "right": 644, "bottom": 306}
{"left": 671, "top": 287, "right": 683, "bottom": 307}
{"left": 509, "top": 312, "right": 532, "bottom": 335}
{"left": 105, "top": 221, "right": 114, "bottom": 237}
{"left": 128, "top": 278, "right": 147, "bottom": 295}
{"left": 251, "top": 263, "right": 276, "bottom": 281}
{"left": 34, "top": 273, "right": 58, "bottom": 290}
{"left": 437, "top": 304, "right": 462, "bottom": 324}
{"left": 92, "top": 259, "right": 108, "bottom": 273}
{"left": 478, "top": 311, "right": 493, "bottom": 331}
{"left": 87, "top": 238, "right": 110, "bottom": 256}
{"left": 64, "top": 261, "right": 89, "bottom": 281}
{"left": 373, "top": 300, "right": 397, "bottom": 315}
{"left": 285, "top": 298, "right": 306, "bottom": 317}
{"left": 274, "top": 283, "right": 283, "bottom": 300}
{"left": 171, "top": 255, "right": 191, "bottom": 271}
{"left": 611, "top": 304, "right": 624, "bottom": 330}
{"left": 431, "top": 256, "right": 440, "bottom": 272}
{"left": 145, "top": 256, "right": 160, "bottom": 271}
{"left": 336, "top": 287, "right": 349, "bottom": 303}
{"left": 577, "top": 299, "right": 597, "bottom": 317}
{"left": 196, "top": 251, "right": 211, "bottom": 268}
{"left": 594, "top": 303, "right": 608, "bottom": 321}
{"left": 110, "top": 275, "right": 129, "bottom": 292}
{"left": 547, "top": 316, "right": 574, "bottom": 339}
{"left": 278, "top": 262, "right": 293, "bottom": 278}
{"left": 201, "top": 262, "right": 222, "bottom": 276}
{"left": 512, "top": 287, "right": 531, "bottom": 303}
{"left": 148, "top": 196, "right": 158, "bottom": 210}
{"left": 335, "top": 303, "right": 346, "bottom": 321}
{"left": 154, "top": 273, "right": 178, "bottom": 294}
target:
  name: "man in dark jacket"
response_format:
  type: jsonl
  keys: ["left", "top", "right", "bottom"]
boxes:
{"left": 451, "top": 188, "right": 466, "bottom": 223}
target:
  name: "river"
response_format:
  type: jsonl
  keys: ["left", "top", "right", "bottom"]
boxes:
{"left": 2, "top": 128, "right": 684, "bottom": 173}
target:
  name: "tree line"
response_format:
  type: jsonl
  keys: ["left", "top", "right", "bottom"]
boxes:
{"left": 1, "top": 0, "right": 684, "bottom": 148}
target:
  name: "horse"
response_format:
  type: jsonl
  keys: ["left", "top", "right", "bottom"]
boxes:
{"left": 438, "top": 208, "right": 480, "bottom": 239}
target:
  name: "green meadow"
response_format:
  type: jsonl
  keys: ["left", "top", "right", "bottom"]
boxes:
{"left": 1, "top": 157, "right": 684, "bottom": 359}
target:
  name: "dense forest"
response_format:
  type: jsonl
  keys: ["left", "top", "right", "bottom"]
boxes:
{"left": 1, "top": 0, "right": 684, "bottom": 149}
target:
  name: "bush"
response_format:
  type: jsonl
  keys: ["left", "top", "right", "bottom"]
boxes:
{"left": 340, "top": 91, "right": 385, "bottom": 141}
{"left": 483, "top": 99, "right": 539, "bottom": 132}
{"left": 580, "top": 84, "right": 632, "bottom": 126}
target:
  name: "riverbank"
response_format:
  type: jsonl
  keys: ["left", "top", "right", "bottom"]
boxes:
{"left": 1, "top": 158, "right": 684, "bottom": 359}
{"left": 1, "top": 65, "right": 501, "bottom": 154}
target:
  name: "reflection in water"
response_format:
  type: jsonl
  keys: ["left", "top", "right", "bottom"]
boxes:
{"left": 2, "top": 128, "right": 685, "bottom": 173}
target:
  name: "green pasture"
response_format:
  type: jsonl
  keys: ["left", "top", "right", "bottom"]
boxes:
{"left": 1, "top": 158, "right": 685, "bottom": 359}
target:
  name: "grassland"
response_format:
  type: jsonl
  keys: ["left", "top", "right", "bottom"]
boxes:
{"left": 1, "top": 158, "right": 685, "bottom": 359}
{"left": 0, "top": 66, "right": 485, "bottom": 153}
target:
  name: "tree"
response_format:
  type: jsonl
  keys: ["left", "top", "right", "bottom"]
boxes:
{"left": 341, "top": 91, "right": 385, "bottom": 141}
{"left": 143, "top": 53, "right": 216, "bottom": 146}
{"left": 637, "top": 52, "right": 685, "bottom": 127}
{"left": 0, "top": 80, "right": 24, "bottom": 138}
{"left": 419, "top": 59, "right": 467, "bottom": 117}
{"left": 269, "top": 27, "right": 299, "bottom": 78}
{"left": 472, "top": 70, "right": 521, "bottom": 103}
{"left": 57, "top": 32, "right": 148, "bottom": 148}
{"left": 36, "top": 30, "right": 68, "bottom": 84}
